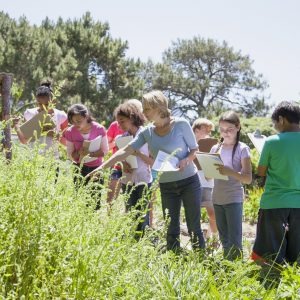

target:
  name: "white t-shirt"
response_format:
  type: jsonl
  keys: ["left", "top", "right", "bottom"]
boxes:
{"left": 24, "top": 107, "right": 67, "bottom": 158}
{"left": 198, "top": 170, "right": 214, "bottom": 188}
{"left": 119, "top": 128, "right": 152, "bottom": 186}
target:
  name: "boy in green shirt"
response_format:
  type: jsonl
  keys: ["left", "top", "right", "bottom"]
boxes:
{"left": 252, "top": 101, "right": 300, "bottom": 264}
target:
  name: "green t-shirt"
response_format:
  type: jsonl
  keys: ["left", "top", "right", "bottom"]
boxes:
{"left": 259, "top": 132, "right": 300, "bottom": 209}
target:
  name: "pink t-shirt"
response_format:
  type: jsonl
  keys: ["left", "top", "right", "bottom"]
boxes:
{"left": 63, "top": 121, "right": 107, "bottom": 167}
{"left": 107, "top": 121, "right": 124, "bottom": 153}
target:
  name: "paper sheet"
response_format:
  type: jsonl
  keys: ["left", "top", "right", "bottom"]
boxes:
{"left": 152, "top": 150, "right": 179, "bottom": 172}
{"left": 82, "top": 135, "right": 102, "bottom": 163}
{"left": 19, "top": 111, "right": 55, "bottom": 142}
{"left": 115, "top": 135, "right": 138, "bottom": 169}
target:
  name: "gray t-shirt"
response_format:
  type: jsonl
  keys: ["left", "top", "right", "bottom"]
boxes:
{"left": 211, "top": 142, "right": 250, "bottom": 205}
{"left": 130, "top": 118, "right": 198, "bottom": 183}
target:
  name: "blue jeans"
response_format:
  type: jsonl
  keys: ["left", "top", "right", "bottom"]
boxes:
{"left": 122, "top": 183, "right": 151, "bottom": 236}
{"left": 214, "top": 202, "right": 243, "bottom": 259}
{"left": 159, "top": 173, "right": 205, "bottom": 250}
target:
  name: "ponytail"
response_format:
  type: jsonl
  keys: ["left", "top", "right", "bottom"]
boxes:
{"left": 232, "top": 129, "right": 240, "bottom": 163}
{"left": 36, "top": 80, "right": 53, "bottom": 98}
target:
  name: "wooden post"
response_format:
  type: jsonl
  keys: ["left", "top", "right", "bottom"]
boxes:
{"left": 0, "top": 73, "right": 13, "bottom": 160}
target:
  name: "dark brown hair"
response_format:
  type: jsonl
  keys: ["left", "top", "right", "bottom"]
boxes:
{"left": 216, "top": 111, "right": 241, "bottom": 161}
{"left": 114, "top": 102, "right": 145, "bottom": 127}
{"left": 67, "top": 104, "right": 93, "bottom": 124}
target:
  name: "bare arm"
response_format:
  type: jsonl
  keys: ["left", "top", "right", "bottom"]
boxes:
{"left": 256, "top": 165, "right": 267, "bottom": 187}
{"left": 87, "top": 144, "right": 135, "bottom": 177}
{"left": 257, "top": 165, "right": 267, "bottom": 177}
{"left": 15, "top": 126, "right": 28, "bottom": 144}
{"left": 178, "top": 148, "right": 198, "bottom": 171}
{"left": 58, "top": 119, "right": 69, "bottom": 146}
{"left": 133, "top": 150, "right": 154, "bottom": 166}
{"left": 12, "top": 117, "right": 28, "bottom": 144}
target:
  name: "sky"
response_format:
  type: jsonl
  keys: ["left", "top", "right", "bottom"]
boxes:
{"left": 1, "top": 0, "right": 300, "bottom": 107}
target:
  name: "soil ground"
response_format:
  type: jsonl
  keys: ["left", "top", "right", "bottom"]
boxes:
{"left": 179, "top": 221, "right": 257, "bottom": 254}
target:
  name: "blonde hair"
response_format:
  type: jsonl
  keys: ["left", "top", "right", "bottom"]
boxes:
{"left": 192, "top": 118, "right": 215, "bottom": 131}
{"left": 142, "top": 90, "right": 171, "bottom": 118}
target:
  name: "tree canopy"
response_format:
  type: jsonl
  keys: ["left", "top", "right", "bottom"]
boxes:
{"left": 0, "top": 13, "right": 272, "bottom": 122}
{"left": 149, "top": 37, "right": 269, "bottom": 118}
{"left": 0, "top": 11, "right": 144, "bottom": 121}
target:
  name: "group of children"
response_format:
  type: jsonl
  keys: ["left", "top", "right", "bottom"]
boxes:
{"left": 12, "top": 83, "right": 300, "bottom": 265}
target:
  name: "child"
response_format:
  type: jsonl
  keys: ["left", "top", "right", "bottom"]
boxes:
{"left": 106, "top": 99, "right": 143, "bottom": 207}
{"left": 63, "top": 104, "right": 109, "bottom": 208}
{"left": 106, "top": 119, "right": 124, "bottom": 206}
{"left": 192, "top": 118, "right": 218, "bottom": 239}
{"left": 252, "top": 101, "right": 300, "bottom": 265}
{"left": 211, "top": 111, "right": 252, "bottom": 260}
{"left": 89, "top": 91, "right": 205, "bottom": 251}
{"left": 114, "top": 100, "right": 153, "bottom": 236}
{"left": 13, "top": 81, "right": 68, "bottom": 157}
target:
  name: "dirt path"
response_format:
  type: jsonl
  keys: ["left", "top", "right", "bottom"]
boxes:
{"left": 179, "top": 221, "right": 257, "bottom": 251}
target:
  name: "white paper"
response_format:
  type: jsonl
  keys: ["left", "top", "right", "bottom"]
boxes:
{"left": 152, "top": 150, "right": 179, "bottom": 172}
{"left": 88, "top": 135, "right": 102, "bottom": 152}
{"left": 115, "top": 135, "right": 133, "bottom": 148}
{"left": 115, "top": 135, "right": 138, "bottom": 169}
{"left": 247, "top": 132, "right": 266, "bottom": 154}
{"left": 195, "top": 153, "right": 228, "bottom": 180}
{"left": 82, "top": 135, "right": 102, "bottom": 163}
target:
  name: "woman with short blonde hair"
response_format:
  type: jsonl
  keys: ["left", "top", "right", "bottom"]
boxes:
{"left": 89, "top": 90, "right": 205, "bottom": 251}
{"left": 142, "top": 90, "right": 171, "bottom": 119}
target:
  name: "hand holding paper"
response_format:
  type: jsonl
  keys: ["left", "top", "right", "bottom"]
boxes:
{"left": 195, "top": 152, "right": 228, "bottom": 180}
{"left": 81, "top": 135, "right": 102, "bottom": 163}
{"left": 152, "top": 150, "right": 179, "bottom": 172}
{"left": 214, "top": 164, "right": 234, "bottom": 177}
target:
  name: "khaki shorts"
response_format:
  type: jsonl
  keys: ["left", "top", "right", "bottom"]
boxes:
{"left": 200, "top": 187, "right": 213, "bottom": 208}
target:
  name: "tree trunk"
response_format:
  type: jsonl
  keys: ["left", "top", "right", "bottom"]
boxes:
{"left": 0, "top": 73, "right": 13, "bottom": 161}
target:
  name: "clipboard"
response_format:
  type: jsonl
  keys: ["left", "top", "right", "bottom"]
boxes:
{"left": 19, "top": 111, "right": 55, "bottom": 142}
{"left": 194, "top": 137, "right": 218, "bottom": 170}
{"left": 247, "top": 130, "right": 266, "bottom": 154}
{"left": 198, "top": 137, "right": 218, "bottom": 152}
{"left": 115, "top": 135, "right": 138, "bottom": 169}
{"left": 195, "top": 152, "right": 228, "bottom": 180}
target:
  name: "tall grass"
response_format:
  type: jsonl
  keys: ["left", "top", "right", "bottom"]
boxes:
{"left": 0, "top": 144, "right": 297, "bottom": 298}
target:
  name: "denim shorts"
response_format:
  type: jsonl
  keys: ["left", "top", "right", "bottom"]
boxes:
{"left": 200, "top": 187, "right": 213, "bottom": 208}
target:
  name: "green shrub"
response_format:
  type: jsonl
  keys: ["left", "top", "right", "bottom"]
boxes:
{"left": 244, "top": 188, "right": 263, "bottom": 225}
{"left": 0, "top": 144, "right": 298, "bottom": 298}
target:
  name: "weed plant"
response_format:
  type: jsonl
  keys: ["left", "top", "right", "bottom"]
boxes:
{"left": 244, "top": 188, "right": 263, "bottom": 225}
{"left": 0, "top": 144, "right": 298, "bottom": 299}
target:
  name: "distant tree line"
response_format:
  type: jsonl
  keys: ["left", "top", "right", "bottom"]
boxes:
{"left": 0, "top": 11, "right": 271, "bottom": 123}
